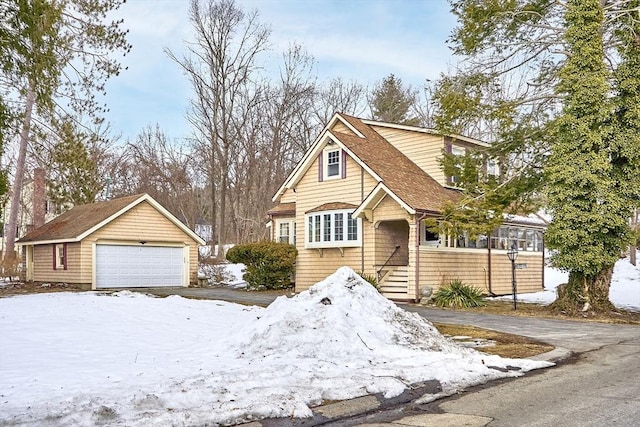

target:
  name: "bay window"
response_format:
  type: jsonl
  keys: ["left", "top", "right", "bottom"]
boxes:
{"left": 306, "top": 209, "right": 360, "bottom": 248}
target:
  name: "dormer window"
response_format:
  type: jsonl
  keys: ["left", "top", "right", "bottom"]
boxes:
{"left": 318, "top": 146, "right": 346, "bottom": 181}
{"left": 326, "top": 149, "right": 340, "bottom": 177}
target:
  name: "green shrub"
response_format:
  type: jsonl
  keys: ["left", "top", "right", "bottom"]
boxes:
{"left": 433, "top": 279, "right": 485, "bottom": 308}
{"left": 226, "top": 241, "right": 297, "bottom": 290}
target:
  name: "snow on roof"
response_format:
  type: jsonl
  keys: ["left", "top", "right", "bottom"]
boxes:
{"left": 503, "top": 213, "right": 547, "bottom": 227}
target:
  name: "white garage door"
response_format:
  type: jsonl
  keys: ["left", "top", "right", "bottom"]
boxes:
{"left": 96, "top": 245, "right": 184, "bottom": 288}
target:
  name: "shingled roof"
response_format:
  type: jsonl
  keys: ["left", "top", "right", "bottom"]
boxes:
{"left": 336, "top": 114, "right": 460, "bottom": 213}
{"left": 17, "top": 193, "right": 205, "bottom": 245}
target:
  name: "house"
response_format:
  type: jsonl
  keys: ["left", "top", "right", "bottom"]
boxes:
{"left": 16, "top": 193, "right": 205, "bottom": 289}
{"left": 267, "top": 113, "right": 546, "bottom": 301}
{"left": 1, "top": 168, "right": 64, "bottom": 258}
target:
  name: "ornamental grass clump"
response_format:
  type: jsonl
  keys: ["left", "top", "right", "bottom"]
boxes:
{"left": 356, "top": 271, "right": 380, "bottom": 290}
{"left": 433, "top": 279, "right": 485, "bottom": 308}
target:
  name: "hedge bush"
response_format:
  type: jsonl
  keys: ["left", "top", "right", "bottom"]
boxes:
{"left": 433, "top": 279, "right": 485, "bottom": 308}
{"left": 226, "top": 241, "right": 297, "bottom": 290}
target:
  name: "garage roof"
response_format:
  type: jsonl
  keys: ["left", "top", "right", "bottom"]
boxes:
{"left": 17, "top": 194, "right": 205, "bottom": 246}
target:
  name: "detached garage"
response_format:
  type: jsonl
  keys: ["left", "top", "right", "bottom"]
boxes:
{"left": 17, "top": 194, "right": 205, "bottom": 289}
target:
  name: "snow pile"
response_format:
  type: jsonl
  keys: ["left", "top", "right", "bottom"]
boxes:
{"left": 233, "top": 267, "right": 459, "bottom": 360}
{"left": 609, "top": 258, "right": 640, "bottom": 311}
{"left": 0, "top": 267, "right": 551, "bottom": 426}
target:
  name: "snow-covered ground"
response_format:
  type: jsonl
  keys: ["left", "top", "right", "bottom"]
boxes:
{"left": 495, "top": 257, "right": 640, "bottom": 311}
{"left": 0, "top": 267, "right": 551, "bottom": 426}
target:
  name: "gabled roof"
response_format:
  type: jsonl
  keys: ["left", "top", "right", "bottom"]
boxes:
{"left": 272, "top": 112, "right": 461, "bottom": 215}
{"left": 337, "top": 114, "right": 460, "bottom": 213}
{"left": 17, "top": 193, "right": 206, "bottom": 245}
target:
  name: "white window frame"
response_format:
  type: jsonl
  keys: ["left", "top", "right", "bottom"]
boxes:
{"left": 324, "top": 147, "right": 342, "bottom": 180}
{"left": 487, "top": 158, "right": 499, "bottom": 178}
{"left": 305, "top": 209, "right": 361, "bottom": 248}
{"left": 419, "top": 221, "right": 441, "bottom": 246}
{"left": 275, "top": 219, "right": 296, "bottom": 245}
{"left": 54, "top": 243, "right": 67, "bottom": 270}
{"left": 449, "top": 145, "right": 465, "bottom": 184}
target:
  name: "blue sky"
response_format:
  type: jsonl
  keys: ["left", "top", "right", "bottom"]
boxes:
{"left": 103, "top": 0, "right": 458, "bottom": 142}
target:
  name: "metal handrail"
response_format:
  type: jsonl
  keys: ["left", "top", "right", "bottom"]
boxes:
{"left": 377, "top": 245, "right": 401, "bottom": 281}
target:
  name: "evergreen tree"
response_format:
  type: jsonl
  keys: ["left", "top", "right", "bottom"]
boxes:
{"left": 1, "top": 0, "right": 130, "bottom": 259}
{"left": 433, "top": 0, "right": 640, "bottom": 313}
{"left": 48, "top": 118, "right": 102, "bottom": 207}
{"left": 369, "top": 74, "right": 420, "bottom": 125}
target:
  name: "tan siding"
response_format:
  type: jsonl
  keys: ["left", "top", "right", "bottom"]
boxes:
{"left": 373, "top": 195, "right": 411, "bottom": 222}
{"left": 280, "top": 188, "right": 296, "bottom": 204}
{"left": 372, "top": 196, "right": 411, "bottom": 267}
{"left": 418, "top": 248, "right": 543, "bottom": 295}
{"left": 486, "top": 251, "right": 544, "bottom": 295}
{"left": 85, "top": 202, "right": 200, "bottom": 286}
{"left": 331, "top": 121, "right": 355, "bottom": 135}
{"left": 32, "top": 242, "right": 83, "bottom": 284}
{"left": 294, "top": 153, "right": 378, "bottom": 291}
{"left": 370, "top": 126, "right": 447, "bottom": 185}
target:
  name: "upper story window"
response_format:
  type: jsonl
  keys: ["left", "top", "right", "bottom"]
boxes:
{"left": 326, "top": 149, "right": 340, "bottom": 177}
{"left": 446, "top": 144, "right": 466, "bottom": 185}
{"left": 319, "top": 146, "right": 346, "bottom": 181}
{"left": 306, "top": 209, "right": 360, "bottom": 248}
{"left": 486, "top": 159, "right": 499, "bottom": 178}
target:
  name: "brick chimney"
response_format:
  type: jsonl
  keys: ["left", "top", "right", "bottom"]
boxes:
{"left": 33, "top": 168, "right": 45, "bottom": 228}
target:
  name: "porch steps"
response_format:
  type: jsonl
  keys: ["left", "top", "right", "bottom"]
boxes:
{"left": 379, "top": 266, "right": 409, "bottom": 299}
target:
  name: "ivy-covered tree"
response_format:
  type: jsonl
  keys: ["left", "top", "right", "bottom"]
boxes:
{"left": 369, "top": 74, "right": 420, "bottom": 126}
{"left": 544, "top": 0, "right": 629, "bottom": 312}
{"left": 432, "top": 0, "right": 640, "bottom": 313}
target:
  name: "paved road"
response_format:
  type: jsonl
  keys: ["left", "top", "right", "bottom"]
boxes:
{"left": 141, "top": 287, "right": 640, "bottom": 426}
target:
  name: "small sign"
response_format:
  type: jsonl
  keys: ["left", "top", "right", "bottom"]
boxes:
{"left": 516, "top": 263, "right": 527, "bottom": 269}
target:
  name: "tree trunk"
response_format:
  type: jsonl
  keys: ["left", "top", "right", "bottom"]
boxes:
{"left": 4, "top": 88, "right": 35, "bottom": 262}
{"left": 216, "top": 171, "right": 227, "bottom": 261}
{"left": 551, "top": 266, "right": 616, "bottom": 314}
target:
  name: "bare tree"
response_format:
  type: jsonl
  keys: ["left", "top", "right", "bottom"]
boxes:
{"left": 125, "top": 125, "right": 202, "bottom": 228}
{"left": 314, "top": 77, "right": 367, "bottom": 127}
{"left": 166, "top": 0, "right": 270, "bottom": 258}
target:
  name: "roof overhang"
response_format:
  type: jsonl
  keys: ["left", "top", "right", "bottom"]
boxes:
{"left": 353, "top": 182, "right": 416, "bottom": 220}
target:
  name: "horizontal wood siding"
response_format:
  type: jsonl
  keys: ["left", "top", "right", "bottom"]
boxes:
{"left": 419, "top": 248, "right": 543, "bottom": 295}
{"left": 86, "top": 202, "right": 200, "bottom": 285}
{"left": 331, "top": 121, "right": 355, "bottom": 135}
{"left": 32, "top": 242, "right": 82, "bottom": 283}
{"left": 375, "top": 221, "right": 409, "bottom": 266}
{"left": 294, "top": 151, "right": 377, "bottom": 292}
{"left": 280, "top": 188, "right": 296, "bottom": 204}
{"left": 487, "top": 251, "right": 544, "bottom": 295}
{"left": 370, "top": 126, "right": 446, "bottom": 186}
{"left": 373, "top": 197, "right": 411, "bottom": 267}
{"left": 372, "top": 195, "right": 410, "bottom": 222}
